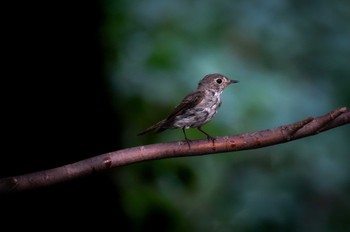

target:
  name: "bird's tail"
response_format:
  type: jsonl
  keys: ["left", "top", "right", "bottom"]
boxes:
{"left": 137, "top": 119, "right": 166, "bottom": 136}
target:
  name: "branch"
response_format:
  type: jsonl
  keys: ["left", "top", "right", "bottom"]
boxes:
{"left": 1, "top": 107, "right": 349, "bottom": 194}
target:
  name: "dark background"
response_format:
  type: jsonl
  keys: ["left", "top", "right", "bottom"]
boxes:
{"left": 1, "top": 2, "right": 128, "bottom": 230}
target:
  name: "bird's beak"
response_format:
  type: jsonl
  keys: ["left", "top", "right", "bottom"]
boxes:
{"left": 230, "top": 80, "right": 239, "bottom": 84}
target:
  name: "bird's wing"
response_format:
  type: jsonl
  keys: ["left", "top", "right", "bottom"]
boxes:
{"left": 137, "top": 90, "right": 204, "bottom": 135}
{"left": 162, "top": 90, "right": 205, "bottom": 127}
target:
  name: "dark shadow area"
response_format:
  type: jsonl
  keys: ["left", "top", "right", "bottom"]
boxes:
{"left": 1, "top": 2, "right": 129, "bottom": 229}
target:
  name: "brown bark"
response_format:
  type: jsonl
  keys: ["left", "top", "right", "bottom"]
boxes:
{"left": 1, "top": 107, "right": 349, "bottom": 194}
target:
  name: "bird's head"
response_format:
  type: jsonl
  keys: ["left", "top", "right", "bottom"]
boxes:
{"left": 198, "top": 73, "right": 239, "bottom": 91}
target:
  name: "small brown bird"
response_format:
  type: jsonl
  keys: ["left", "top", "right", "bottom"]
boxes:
{"left": 137, "top": 73, "right": 239, "bottom": 141}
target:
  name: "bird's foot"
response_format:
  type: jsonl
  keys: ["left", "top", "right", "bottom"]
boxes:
{"left": 184, "top": 138, "right": 192, "bottom": 149}
{"left": 207, "top": 135, "right": 216, "bottom": 144}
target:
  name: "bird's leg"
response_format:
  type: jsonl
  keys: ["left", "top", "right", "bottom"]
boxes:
{"left": 182, "top": 128, "right": 192, "bottom": 148}
{"left": 197, "top": 126, "right": 215, "bottom": 142}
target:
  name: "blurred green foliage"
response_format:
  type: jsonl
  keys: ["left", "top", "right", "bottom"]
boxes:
{"left": 103, "top": 0, "right": 350, "bottom": 231}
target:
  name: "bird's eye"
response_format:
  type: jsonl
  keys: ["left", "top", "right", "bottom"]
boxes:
{"left": 216, "top": 79, "right": 222, "bottom": 84}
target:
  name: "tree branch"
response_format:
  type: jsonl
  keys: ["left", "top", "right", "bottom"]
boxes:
{"left": 1, "top": 107, "right": 349, "bottom": 194}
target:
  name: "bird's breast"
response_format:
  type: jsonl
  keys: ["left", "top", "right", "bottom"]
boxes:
{"left": 172, "top": 90, "right": 223, "bottom": 128}
{"left": 201, "top": 90, "right": 222, "bottom": 110}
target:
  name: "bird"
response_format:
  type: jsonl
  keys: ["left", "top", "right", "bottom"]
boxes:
{"left": 137, "top": 73, "right": 239, "bottom": 141}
